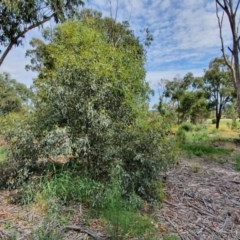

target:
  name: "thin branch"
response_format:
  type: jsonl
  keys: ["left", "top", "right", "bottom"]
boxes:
{"left": 216, "top": 0, "right": 226, "bottom": 11}
{"left": 234, "top": 0, "right": 240, "bottom": 16}
{"left": 215, "top": 1, "right": 237, "bottom": 90}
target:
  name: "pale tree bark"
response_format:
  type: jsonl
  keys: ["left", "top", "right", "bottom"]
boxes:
{"left": 216, "top": 0, "right": 240, "bottom": 116}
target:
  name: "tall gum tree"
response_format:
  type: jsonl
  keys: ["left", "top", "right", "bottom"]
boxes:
{"left": 204, "top": 57, "right": 234, "bottom": 129}
{"left": 215, "top": 0, "right": 240, "bottom": 116}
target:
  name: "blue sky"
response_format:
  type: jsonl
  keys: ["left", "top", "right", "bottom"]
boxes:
{"left": 0, "top": 0, "right": 231, "bottom": 107}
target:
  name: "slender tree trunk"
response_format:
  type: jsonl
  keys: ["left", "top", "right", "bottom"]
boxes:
{"left": 235, "top": 78, "right": 240, "bottom": 118}
{"left": 216, "top": 103, "right": 223, "bottom": 129}
{"left": 216, "top": 114, "right": 221, "bottom": 129}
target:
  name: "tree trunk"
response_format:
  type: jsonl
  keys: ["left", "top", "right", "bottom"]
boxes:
{"left": 236, "top": 80, "right": 240, "bottom": 118}
{"left": 216, "top": 115, "right": 221, "bottom": 129}
{"left": 216, "top": 104, "right": 222, "bottom": 129}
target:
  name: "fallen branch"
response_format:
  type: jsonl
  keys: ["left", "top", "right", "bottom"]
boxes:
{"left": 65, "top": 225, "right": 110, "bottom": 240}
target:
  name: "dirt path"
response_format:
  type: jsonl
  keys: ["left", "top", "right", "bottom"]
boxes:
{"left": 157, "top": 158, "right": 240, "bottom": 240}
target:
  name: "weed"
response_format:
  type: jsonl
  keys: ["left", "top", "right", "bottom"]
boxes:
{"left": 35, "top": 171, "right": 105, "bottom": 209}
{"left": 179, "top": 122, "right": 194, "bottom": 132}
{"left": 235, "top": 152, "right": 240, "bottom": 171}
{"left": 190, "top": 162, "right": 201, "bottom": 173}
{"left": 3, "top": 220, "right": 12, "bottom": 229}
{"left": 0, "top": 147, "right": 7, "bottom": 162}
{"left": 34, "top": 221, "right": 62, "bottom": 240}
{"left": 176, "top": 128, "right": 186, "bottom": 143}
{"left": 231, "top": 118, "right": 238, "bottom": 130}
{"left": 100, "top": 165, "right": 157, "bottom": 239}
{"left": 163, "top": 233, "right": 180, "bottom": 240}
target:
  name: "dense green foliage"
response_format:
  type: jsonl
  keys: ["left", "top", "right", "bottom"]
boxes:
{"left": 4, "top": 13, "right": 176, "bottom": 202}
{"left": 204, "top": 57, "right": 234, "bottom": 128}
{"left": 0, "top": 72, "right": 32, "bottom": 115}
{"left": 160, "top": 57, "right": 235, "bottom": 128}
{"left": 163, "top": 73, "right": 209, "bottom": 124}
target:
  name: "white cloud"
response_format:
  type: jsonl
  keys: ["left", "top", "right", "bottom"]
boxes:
{"left": 0, "top": 0, "right": 233, "bottom": 104}
{"left": 146, "top": 68, "right": 204, "bottom": 90}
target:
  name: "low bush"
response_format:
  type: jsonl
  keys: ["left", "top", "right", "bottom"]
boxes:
{"left": 176, "top": 128, "right": 186, "bottom": 143}
{"left": 0, "top": 147, "right": 7, "bottom": 162}
{"left": 179, "top": 122, "right": 194, "bottom": 132}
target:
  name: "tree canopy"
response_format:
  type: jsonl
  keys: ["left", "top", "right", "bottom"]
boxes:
{"left": 163, "top": 73, "right": 209, "bottom": 124}
{"left": 0, "top": 0, "right": 84, "bottom": 66}
{"left": 0, "top": 72, "right": 32, "bottom": 115}
{"left": 204, "top": 57, "right": 234, "bottom": 128}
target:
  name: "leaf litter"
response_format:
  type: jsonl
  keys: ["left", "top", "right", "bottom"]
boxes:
{"left": 157, "top": 157, "right": 240, "bottom": 240}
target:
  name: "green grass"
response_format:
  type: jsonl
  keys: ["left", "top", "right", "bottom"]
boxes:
{"left": 176, "top": 119, "right": 240, "bottom": 159}
{"left": 0, "top": 147, "right": 7, "bottom": 162}
{"left": 163, "top": 233, "right": 180, "bottom": 240}
{"left": 180, "top": 143, "right": 232, "bottom": 157}
{"left": 104, "top": 208, "right": 157, "bottom": 239}
{"left": 20, "top": 170, "right": 159, "bottom": 239}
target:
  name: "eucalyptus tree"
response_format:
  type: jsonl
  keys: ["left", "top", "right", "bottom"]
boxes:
{"left": 0, "top": 0, "right": 84, "bottom": 66}
{"left": 0, "top": 72, "right": 32, "bottom": 115}
{"left": 204, "top": 57, "right": 234, "bottom": 129}
{"left": 164, "top": 73, "right": 208, "bottom": 124}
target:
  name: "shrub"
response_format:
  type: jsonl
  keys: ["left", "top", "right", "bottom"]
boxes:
{"left": 176, "top": 128, "right": 186, "bottom": 143}
{"left": 0, "top": 147, "right": 7, "bottom": 162}
{"left": 4, "top": 17, "right": 177, "bottom": 203}
{"left": 212, "top": 119, "right": 216, "bottom": 124}
{"left": 231, "top": 118, "right": 238, "bottom": 129}
{"left": 179, "top": 122, "right": 194, "bottom": 132}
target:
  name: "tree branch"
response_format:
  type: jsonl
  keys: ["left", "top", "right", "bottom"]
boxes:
{"left": 216, "top": 1, "right": 236, "bottom": 89}
{"left": 234, "top": 0, "right": 240, "bottom": 16}
{"left": 0, "top": 13, "right": 54, "bottom": 67}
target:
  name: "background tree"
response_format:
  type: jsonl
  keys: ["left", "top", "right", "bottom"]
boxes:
{"left": 0, "top": 0, "right": 84, "bottom": 66}
{"left": 215, "top": 0, "right": 240, "bottom": 116}
{"left": 164, "top": 73, "right": 209, "bottom": 124}
{"left": 0, "top": 72, "right": 32, "bottom": 115}
{"left": 204, "top": 57, "right": 234, "bottom": 129}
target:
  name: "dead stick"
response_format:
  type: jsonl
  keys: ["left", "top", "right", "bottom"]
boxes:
{"left": 65, "top": 225, "right": 110, "bottom": 240}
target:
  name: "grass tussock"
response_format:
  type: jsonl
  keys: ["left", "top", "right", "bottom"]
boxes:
{"left": 18, "top": 169, "right": 161, "bottom": 239}
{"left": 0, "top": 147, "right": 7, "bottom": 162}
